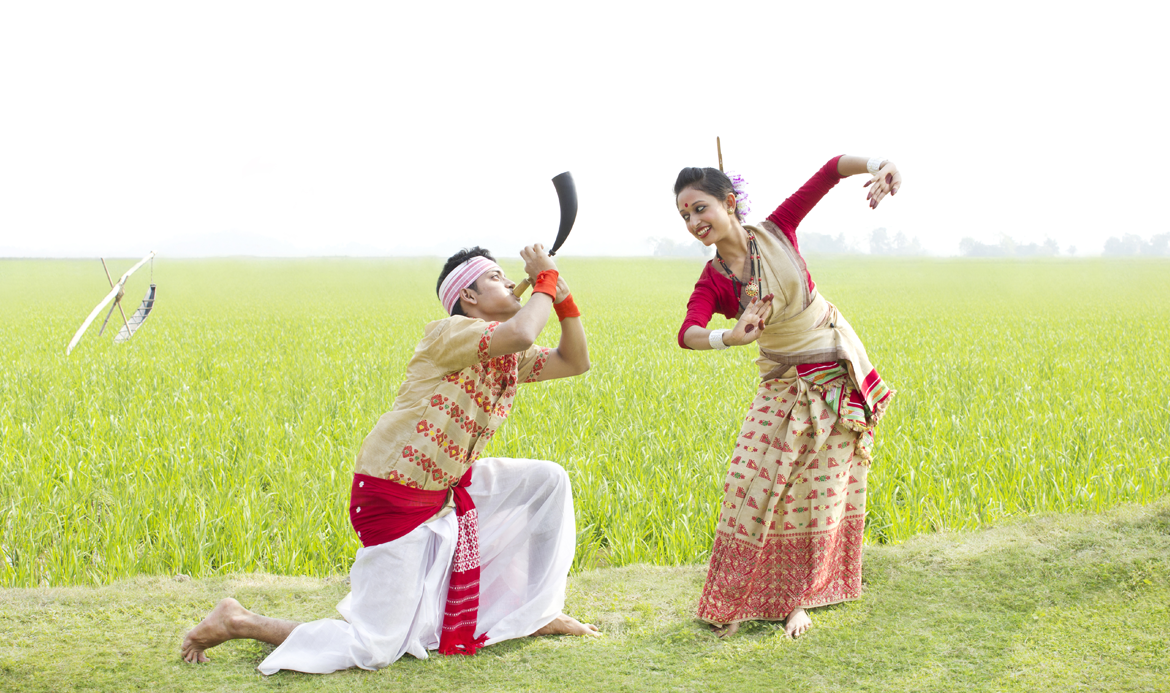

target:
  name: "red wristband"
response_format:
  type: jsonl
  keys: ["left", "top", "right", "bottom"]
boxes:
{"left": 533, "top": 270, "right": 559, "bottom": 298}
{"left": 554, "top": 293, "right": 580, "bottom": 321}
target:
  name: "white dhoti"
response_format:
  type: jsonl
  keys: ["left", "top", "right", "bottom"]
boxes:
{"left": 257, "top": 457, "right": 575, "bottom": 675}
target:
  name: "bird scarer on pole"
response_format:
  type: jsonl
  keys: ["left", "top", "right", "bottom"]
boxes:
{"left": 66, "top": 251, "right": 158, "bottom": 356}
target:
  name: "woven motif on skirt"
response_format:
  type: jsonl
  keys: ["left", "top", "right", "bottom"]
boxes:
{"left": 698, "top": 374, "right": 870, "bottom": 623}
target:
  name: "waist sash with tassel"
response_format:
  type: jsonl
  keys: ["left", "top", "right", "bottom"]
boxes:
{"left": 349, "top": 469, "right": 488, "bottom": 655}
{"left": 756, "top": 291, "right": 894, "bottom": 425}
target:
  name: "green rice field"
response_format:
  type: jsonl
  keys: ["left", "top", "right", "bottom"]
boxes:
{"left": 1, "top": 256, "right": 1168, "bottom": 588}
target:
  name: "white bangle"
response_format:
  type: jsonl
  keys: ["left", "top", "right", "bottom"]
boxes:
{"left": 708, "top": 329, "right": 729, "bottom": 350}
{"left": 866, "top": 156, "right": 888, "bottom": 176}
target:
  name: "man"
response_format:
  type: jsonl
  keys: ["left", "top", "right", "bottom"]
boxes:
{"left": 181, "top": 243, "right": 597, "bottom": 674}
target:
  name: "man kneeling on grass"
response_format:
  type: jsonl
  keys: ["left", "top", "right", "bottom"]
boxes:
{"left": 182, "top": 244, "right": 598, "bottom": 674}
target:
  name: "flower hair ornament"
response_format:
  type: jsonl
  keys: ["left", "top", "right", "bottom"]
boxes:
{"left": 716, "top": 137, "right": 751, "bottom": 220}
{"left": 725, "top": 170, "right": 751, "bottom": 220}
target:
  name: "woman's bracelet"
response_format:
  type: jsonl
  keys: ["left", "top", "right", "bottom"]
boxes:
{"left": 708, "top": 329, "right": 729, "bottom": 350}
{"left": 866, "top": 157, "right": 888, "bottom": 176}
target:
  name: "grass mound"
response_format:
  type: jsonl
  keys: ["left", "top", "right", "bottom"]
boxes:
{"left": 2, "top": 500, "right": 1167, "bottom": 692}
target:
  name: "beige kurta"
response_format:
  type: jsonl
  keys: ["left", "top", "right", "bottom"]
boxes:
{"left": 354, "top": 316, "right": 549, "bottom": 490}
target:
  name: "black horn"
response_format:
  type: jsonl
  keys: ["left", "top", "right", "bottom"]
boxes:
{"left": 513, "top": 171, "right": 578, "bottom": 296}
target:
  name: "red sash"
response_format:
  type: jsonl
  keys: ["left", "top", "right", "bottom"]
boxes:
{"left": 349, "top": 470, "right": 487, "bottom": 656}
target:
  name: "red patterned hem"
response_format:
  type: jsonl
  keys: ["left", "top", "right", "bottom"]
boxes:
{"left": 800, "top": 593, "right": 863, "bottom": 611}
{"left": 697, "top": 590, "right": 865, "bottom": 625}
{"left": 700, "top": 592, "right": 863, "bottom": 627}
{"left": 697, "top": 516, "right": 865, "bottom": 624}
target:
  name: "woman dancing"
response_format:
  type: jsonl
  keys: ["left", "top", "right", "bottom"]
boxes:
{"left": 675, "top": 154, "right": 901, "bottom": 638}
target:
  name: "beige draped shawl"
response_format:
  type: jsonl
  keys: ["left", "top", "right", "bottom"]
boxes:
{"left": 738, "top": 222, "right": 893, "bottom": 424}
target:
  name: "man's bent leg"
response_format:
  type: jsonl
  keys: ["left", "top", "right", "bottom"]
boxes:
{"left": 256, "top": 516, "right": 458, "bottom": 675}
{"left": 181, "top": 598, "right": 300, "bottom": 663}
{"left": 469, "top": 457, "right": 596, "bottom": 643}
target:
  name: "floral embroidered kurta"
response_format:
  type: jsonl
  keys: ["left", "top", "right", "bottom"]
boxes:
{"left": 354, "top": 316, "right": 550, "bottom": 490}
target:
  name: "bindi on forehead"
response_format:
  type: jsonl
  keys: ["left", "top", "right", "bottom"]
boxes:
{"left": 684, "top": 203, "right": 689, "bottom": 208}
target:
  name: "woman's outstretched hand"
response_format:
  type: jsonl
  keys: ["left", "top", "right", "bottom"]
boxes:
{"left": 724, "top": 294, "right": 774, "bottom": 346}
{"left": 863, "top": 162, "right": 902, "bottom": 209}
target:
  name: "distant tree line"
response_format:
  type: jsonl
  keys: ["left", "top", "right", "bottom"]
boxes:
{"left": 648, "top": 237, "right": 711, "bottom": 257}
{"left": 647, "top": 227, "right": 926, "bottom": 257}
{"left": 798, "top": 228, "right": 925, "bottom": 256}
{"left": 958, "top": 232, "right": 1169, "bottom": 257}
{"left": 867, "top": 228, "right": 925, "bottom": 256}
{"left": 797, "top": 232, "right": 858, "bottom": 254}
{"left": 649, "top": 231, "right": 1170, "bottom": 258}
{"left": 1102, "top": 233, "right": 1170, "bottom": 256}
{"left": 959, "top": 235, "right": 1061, "bottom": 257}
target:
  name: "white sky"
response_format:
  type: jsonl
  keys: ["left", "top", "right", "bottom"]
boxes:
{"left": 1, "top": 1, "right": 1166, "bottom": 258}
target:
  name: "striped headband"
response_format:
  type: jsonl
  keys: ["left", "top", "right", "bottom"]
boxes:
{"left": 438, "top": 256, "right": 502, "bottom": 315}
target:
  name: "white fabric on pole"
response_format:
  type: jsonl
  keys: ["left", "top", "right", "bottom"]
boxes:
{"left": 257, "top": 457, "right": 575, "bottom": 675}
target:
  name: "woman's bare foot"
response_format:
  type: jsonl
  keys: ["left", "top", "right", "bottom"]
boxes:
{"left": 532, "top": 614, "right": 601, "bottom": 637}
{"left": 784, "top": 607, "right": 811, "bottom": 639}
{"left": 181, "top": 598, "right": 249, "bottom": 663}
{"left": 710, "top": 621, "right": 741, "bottom": 639}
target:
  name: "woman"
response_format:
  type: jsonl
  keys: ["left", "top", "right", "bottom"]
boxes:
{"left": 676, "top": 154, "right": 901, "bottom": 638}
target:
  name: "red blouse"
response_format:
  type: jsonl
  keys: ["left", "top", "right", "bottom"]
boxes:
{"left": 678, "top": 155, "right": 845, "bottom": 349}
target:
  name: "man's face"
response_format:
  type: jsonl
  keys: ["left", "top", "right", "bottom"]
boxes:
{"left": 460, "top": 267, "right": 521, "bottom": 320}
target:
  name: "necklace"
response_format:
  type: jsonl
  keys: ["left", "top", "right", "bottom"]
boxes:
{"left": 715, "top": 232, "right": 761, "bottom": 298}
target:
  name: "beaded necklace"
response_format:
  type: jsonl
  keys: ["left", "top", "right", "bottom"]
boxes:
{"left": 715, "top": 231, "right": 761, "bottom": 298}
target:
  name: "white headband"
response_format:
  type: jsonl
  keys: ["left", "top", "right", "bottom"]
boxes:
{"left": 439, "top": 256, "right": 502, "bottom": 315}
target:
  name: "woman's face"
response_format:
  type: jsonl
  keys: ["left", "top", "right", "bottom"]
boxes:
{"left": 677, "top": 187, "right": 737, "bottom": 246}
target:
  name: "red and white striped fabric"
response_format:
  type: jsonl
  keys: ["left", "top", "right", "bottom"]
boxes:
{"left": 347, "top": 468, "right": 488, "bottom": 655}
{"left": 439, "top": 257, "right": 502, "bottom": 315}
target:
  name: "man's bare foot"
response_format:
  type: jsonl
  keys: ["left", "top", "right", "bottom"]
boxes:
{"left": 784, "top": 607, "right": 811, "bottom": 639}
{"left": 532, "top": 614, "right": 601, "bottom": 637}
{"left": 181, "top": 598, "right": 249, "bottom": 663}
{"left": 711, "top": 622, "right": 741, "bottom": 639}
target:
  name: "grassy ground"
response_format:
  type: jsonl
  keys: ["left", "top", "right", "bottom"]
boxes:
{"left": 1, "top": 499, "right": 1166, "bottom": 692}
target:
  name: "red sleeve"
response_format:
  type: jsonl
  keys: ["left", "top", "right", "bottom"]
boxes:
{"left": 766, "top": 155, "right": 845, "bottom": 253}
{"left": 764, "top": 155, "right": 845, "bottom": 292}
{"left": 678, "top": 262, "right": 740, "bottom": 349}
